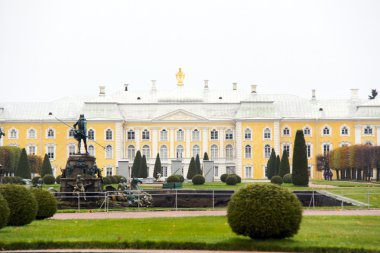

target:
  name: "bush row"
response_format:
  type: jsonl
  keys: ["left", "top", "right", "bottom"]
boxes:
{"left": 220, "top": 174, "right": 241, "bottom": 186}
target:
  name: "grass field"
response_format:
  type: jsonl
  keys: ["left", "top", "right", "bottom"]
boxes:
{"left": 0, "top": 216, "right": 379, "bottom": 252}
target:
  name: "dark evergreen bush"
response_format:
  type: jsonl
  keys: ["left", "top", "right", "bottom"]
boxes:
{"left": 178, "top": 175, "right": 185, "bottom": 183}
{"left": 195, "top": 154, "right": 201, "bottom": 175}
{"left": 167, "top": 175, "right": 181, "bottom": 183}
{"left": 32, "top": 176, "right": 41, "bottom": 185}
{"left": 31, "top": 188, "right": 57, "bottom": 220}
{"left": 113, "top": 175, "right": 123, "bottom": 184}
{"left": 266, "top": 149, "right": 276, "bottom": 179}
{"left": 140, "top": 155, "right": 148, "bottom": 178}
{"left": 192, "top": 174, "right": 205, "bottom": 185}
{"left": 41, "top": 154, "right": 53, "bottom": 177}
{"left": 292, "top": 130, "right": 309, "bottom": 186}
{"left": 15, "top": 148, "right": 31, "bottom": 179}
{"left": 131, "top": 150, "right": 142, "bottom": 178}
{"left": 153, "top": 153, "right": 162, "bottom": 179}
{"left": 43, "top": 174, "right": 55, "bottom": 184}
{"left": 227, "top": 184, "right": 302, "bottom": 239}
{"left": 271, "top": 175, "right": 283, "bottom": 185}
{"left": 55, "top": 175, "right": 61, "bottom": 184}
{"left": 2, "top": 176, "right": 23, "bottom": 184}
{"left": 279, "top": 150, "right": 290, "bottom": 177}
{"left": 0, "top": 184, "right": 38, "bottom": 226}
{"left": 0, "top": 193, "right": 10, "bottom": 229}
{"left": 102, "top": 177, "right": 112, "bottom": 185}
{"left": 235, "top": 174, "right": 242, "bottom": 183}
{"left": 283, "top": 173, "right": 293, "bottom": 184}
{"left": 110, "top": 176, "right": 118, "bottom": 184}
{"left": 220, "top": 173, "right": 228, "bottom": 182}
{"left": 203, "top": 152, "right": 209, "bottom": 160}
{"left": 226, "top": 174, "right": 238, "bottom": 185}
{"left": 186, "top": 157, "right": 197, "bottom": 179}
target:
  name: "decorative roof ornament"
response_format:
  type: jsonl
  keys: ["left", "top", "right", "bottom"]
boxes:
{"left": 176, "top": 68, "right": 185, "bottom": 86}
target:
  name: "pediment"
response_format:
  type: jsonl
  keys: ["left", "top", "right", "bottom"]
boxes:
{"left": 153, "top": 109, "right": 208, "bottom": 122}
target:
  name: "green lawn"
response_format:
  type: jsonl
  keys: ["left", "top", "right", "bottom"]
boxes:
{"left": 312, "top": 179, "right": 380, "bottom": 188}
{"left": 0, "top": 216, "right": 379, "bottom": 252}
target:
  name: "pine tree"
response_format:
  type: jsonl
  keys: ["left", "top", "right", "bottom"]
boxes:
{"left": 266, "top": 149, "right": 276, "bottom": 179}
{"left": 279, "top": 150, "right": 290, "bottom": 177}
{"left": 187, "top": 157, "right": 197, "bottom": 179}
{"left": 275, "top": 155, "right": 281, "bottom": 176}
{"left": 292, "top": 130, "right": 309, "bottom": 186}
{"left": 15, "top": 148, "right": 31, "bottom": 179}
{"left": 153, "top": 153, "right": 162, "bottom": 179}
{"left": 203, "top": 152, "right": 209, "bottom": 161}
{"left": 41, "top": 154, "right": 53, "bottom": 177}
{"left": 140, "top": 155, "right": 148, "bottom": 178}
{"left": 131, "top": 150, "right": 142, "bottom": 178}
{"left": 195, "top": 154, "right": 201, "bottom": 174}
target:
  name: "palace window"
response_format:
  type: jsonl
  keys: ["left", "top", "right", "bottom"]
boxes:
{"left": 177, "top": 129, "right": 184, "bottom": 141}
{"left": 210, "top": 144, "right": 218, "bottom": 160}
{"left": 88, "top": 145, "right": 95, "bottom": 156}
{"left": 88, "top": 129, "right": 95, "bottom": 140}
{"left": 47, "top": 145, "right": 55, "bottom": 159}
{"left": 127, "top": 130, "right": 135, "bottom": 140}
{"left": 264, "top": 144, "right": 271, "bottom": 158}
{"left": 69, "top": 129, "right": 75, "bottom": 138}
{"left": 244, "top": 128, "right": 252, "bottom": 140}
{"left": 306, "top": 144, "right": 311, "bottom": 158}
{"left": 176, "top": 145, "right": 184, "bottom": 159}
{"left": 303, "top": 127, "right": 311, "bottom": 136}
{"left": 106, "top": 167, "right": 113, "bottom": 176}
{"left": 106, "top": 145, "right": 113, "bottom": 159}
{"left": 322, "top": 126, "right": 330, "bottom": 136}
{"left": 214, "top": 166, "right": 219, "bottom": 177}
{"left": 105, "top": 129, "right": 113, "bottom": 140}
{"left": 160, "top": 129, "right": 168, "bottom": 141}
{"left": 127, "top": 145, "right": 135, "bottom": 160}
{"left": 28, "top": 129, "right": 36, "bottom": 139}
{"left": 142, "top": 145, "right": 150, "bottom": 159}
{"left": 245, "top": 145, "right": 252, "bottom": 158}
{"left": 210, "top": 129, "right": 218, "bottom": 140}
{"left": 364, "top": 126, "right": 373, "bottom": 135}
{"left": 142, "top": 129, "right": 150, "bottom": 140}
{"left": 162, "top": 166, "right": 168, "bottom": 177}
{"left": 160, "top": 145, "right": 168, "bottom": 159}
{"left": 192, "top": 145, "right": 200, "bottom": 158}
{"left": 283, "top": 144, "right": 290, "bottom": 155}
{"left": 192, "top": 129, "right": 200, "bottom": 141}
{"left": 28, "top": 145, "right": 36, "bottom": 155}
{"left": 9, "top": 129, "right": 18, "bottom": 139}
{"left": 225, "top": 129, "right": 233, "bottom": 140}
{"left": 322, "top": 143, "right": 330, "bottom": 156}
{"left": 245, "top": 166, "right": 252, "bottom": 178}
{"left": 226, "top": 145, "right": 233, "bottom": 160}
{"left": 283, "top": 127, "right": 290, "bottom": 136}
{"left": 68, "top": 144, "right": 76, "bottom": 156}
{"left": 263, "top": 128, "right": 271, "bottom": 139}
{"left": 341, "top": 126, "right": 349, "bottom": 136}
{"left": 47, "top": 128, "right": 55, "bottom": 138}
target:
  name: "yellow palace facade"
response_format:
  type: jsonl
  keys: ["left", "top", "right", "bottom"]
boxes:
{"left": 1, "top": 71, "right": 380, "bottom": 179}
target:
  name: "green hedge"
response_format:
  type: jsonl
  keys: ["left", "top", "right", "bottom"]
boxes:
{"left": 31, "top": 188, "right": 57, "bottom": 220}
{"left": 0, "top": 193, "right": 10, "bottom": 229}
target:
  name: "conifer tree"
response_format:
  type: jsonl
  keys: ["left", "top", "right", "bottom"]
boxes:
{"left": 279, "top": 150, "right": 290, "bottom": 177}
{"left": 140, "top": 155, "right": 148, "bottom": 178}
{"left": 187, "top": 157, "right": 197, "bottom": 179}
{"left": 275, "top": 155, "right": 281, "bottom": 176}
{"left": 203, "top": 152, "right": 209, "bottom": 161}
{"left": 195, "top": 154, "right": 201, "bottom": 174}
{"left": 153, "top": 153, "right": 162, "bottom": 179}
{"left": 131, "top": 150, "right": 142, "bottom": 178}
{"left": 266, "top": 149, "right": 276, "bottom": 179}
{"left": 292, "top": 130, "right": 309, "bottom": 186}
{"left": 41, "top": 154, "right": 53, "bottom": 177}
{"left": 15, "top": 148, "right": 31, "bottom": 179}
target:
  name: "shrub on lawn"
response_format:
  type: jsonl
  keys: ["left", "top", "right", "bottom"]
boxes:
{"left": 2, "top": 176, "right": 23, "bottom": 184}
{"left": 271, "top": 175, "right": 283, "bottom": 185}
{"left": 56, "top": 175, "right": 61, "bottom": 184}
{"left": 178, "top": 175, "right": 185, "bottom": 183}
{"left": 226, "top": 174, "right": 238, "bottom": 185}
{"left": 102, "top": 177, "right": 112, "bottom": 185}
{"left": 32, "top": 176, "right": 41, "bottom": 185}
{"left": 43, "top": 174, "right": 55, "bottom": 184}
{"left": 227, "top": 184, "right": 302, "bottom": 239}
{"left": 0, "top": 193, "right": 10, "bottom": 229}
{"left": 31, "top": 188, "right": 57, "bottom": 220}
{"left": 192, "top": 174, "right": 205, "bottom": 185}
{"left": 235, "top": 174, "right": 241, "bottom": 183}
{"left": 0, "top": 184, "right": 38, "bottom": 226}
{"left": 220, "top": 173, "right": 228, "bottom": 182}
{"left": 283, "top": 173, "right": 293, "bottom": 184}
{"left": 110, "top": 176, "right": 119, "bottom": 184}
{"left": 167, "top": 175, "right": 181, "bottom": 183}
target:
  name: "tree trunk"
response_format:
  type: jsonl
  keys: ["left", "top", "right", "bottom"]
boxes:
{"left": 336, "top": 170, "right": 340, "bottom": 180}
{"left": 346, "top": 168, "right": 351, "bottom": 180}
{"left": 358, "top": 169, "right": 362, "bottom": 180}
{"left": 377, "top": 165, "right": 380, "bottom": 181}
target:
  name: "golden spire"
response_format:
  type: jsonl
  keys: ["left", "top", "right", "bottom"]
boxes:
{"left": 176, "top": 68, "right": 185, "bottom": 86}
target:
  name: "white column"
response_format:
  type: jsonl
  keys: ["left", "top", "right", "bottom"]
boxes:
{"left": 202, "top": 128, "right": 208, "bottom": 157}
{"left": 170, "top": 128, "right": 175, "bottom": 159}
{"left": 355, "top": 125, "right": 361, "bottom": 144}
{"left": 219, "top": 128, "right": 224, "bottom": 159}
{"left": 135, "top": 128, "right": 141, "bottom": 151}
{"left": 235, "top": 121, "right": 242, "bottom": 177}
{"left": 377, "top": 126, "right": 380, "bottom": 146}
{"left": 185, "top": 128, "right": 191, "bottom": 158}
{"left": 152, "top": 128, "right": 158, "bottom": 159}
{"left": 274, "top": 121, "right": 280, "bottom": 155}
{"left": 115, "top": 122, "right": 123, "bottom": 165}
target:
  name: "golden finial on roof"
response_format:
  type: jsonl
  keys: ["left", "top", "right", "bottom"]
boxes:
{"left": 176, "top": 68, "right": 185, "bottom": 86}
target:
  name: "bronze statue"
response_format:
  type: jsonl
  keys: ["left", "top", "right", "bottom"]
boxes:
{"left": 73, "top": 114, "right": 88, "bottom": 154}
{"left": 0, "top": 128, "right": 5, "bottom": 139}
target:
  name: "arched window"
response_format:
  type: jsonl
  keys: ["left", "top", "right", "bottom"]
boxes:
{"left": 225, "top": 129, "right": 233, "bottom": 140}
{"left": 364, "top": 126, "right": 373, "bottom": 135}
{"left": 263, "top": 128, "right": 271, "bottom": 139}
{"left": 160, "top": 129, "right": 168, "bottom": 141}
{"left": 68, "top": 144, "right": 76, "bottom": 156}
{"left": 245, "top": 145, "right": 252, "bottom": 158}
{"left": 192, "top": 145, "right": 200, "bottom": 158}
{"left": 303, "top": 127, "right": 311, "bottom": 136}
{"left": 264, "top": 144, "right": 271, "bottom": 158}
{"left": 69, "top": 129, "right": 75, "bottom": 138}
{"left": 283, "top": 127, "right": 290, "bottom": 136}
{"left": 341, "top": 126, "right": 349, "bottom": 136}
{"left": 28, "top": 145, "right": 36, "bottom": 155}
{"left": 283, "top": 144, "right": 290, "bottom": 155}
{"left": 106, "top": 145, "right": 113, "bottom": 159}
{"left": 142, "top": 129, "right": 150, "bottom": 140}
{"left": 160, "top": 145, "right": 168, "bottom": 159}
{"left": 28, "top": 129, "right": 36, "bottom": 139}
{"left": 142, "top": 145, "right": 150, "bottom": 159}
{"left": 192, "top": 129, "right": 200, "bottom": 141}
{"left": 177, "top": 129, "right": 184, "bottom": 141}
{"left": 47, "top": 128, "right": 55, "bottom": 138}
{"left": 127, "top": 130, "right": 135, "bottom": 140}
{"left": 210, "top": 144, "right": 218, "bottom": 160}
{"left": 88, "top": 129, "right": 95, "bottom": 140}
{"left": 323, "top": 143, "right": 331, "bottom": 156}
{"left": 88, "top": 145, "right": 95, "bottom": 156}
{"left": 244, "top": 128, "right": 252, "bottom": 140}
{"left": 9, "top": 128, "right": 17, "bottom": 139}
{"left": 106, "top": 167, "right": 113, "bottom": 176}
{"left": 210, "top": 129, "right": 218, "bottom": 140}
{"left": 323, "top": 126, "right": 330, "bottom": 135}
{"left": 106, "top": 129, "right": 113, "bottom": 140}
{"left": 47, "top": 145, "right": 55, "bottom": 159}
{"left": 127, "top": 145, "right": 135, "bottom": 160}
{"left": 176, "top": 145, "right": 184, "bottom": 159}
{"left": 226, "top": 145, "right": 233, "bottom": 160}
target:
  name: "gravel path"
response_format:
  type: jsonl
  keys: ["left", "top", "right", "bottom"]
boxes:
{"left": 52, "top": 209, "right": 380, "bottom": 220}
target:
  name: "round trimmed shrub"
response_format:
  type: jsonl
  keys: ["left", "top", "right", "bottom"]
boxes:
{"left": 192, "top": 174, "right": 205, "bottom": 185}
{"left": 0, "top": 184, "right": 38, "bottom": 226}
{"left": 43, "top": 174, "right": 55, "bottom": 184}
{"left": 2, "top": 177, "right": 13, "bottom": 184}
{"left": 2, "top": 177, "right": 23, "bottom": 184}
{"left": 235, "top": 174, "right": 242, "bottom": 183}
{"left": 283, "top": 173, "right": 293, "bottom": 184}
{"left": 226, "top": 174, "right": 238, "bottom": 185}
{"left": 55, "top": 175, "right": 62, "bottom": 184}
{"left": 0, "top": 193, "right": 10, "bottom": 229}
{"left": 102, "top": 177, "right": 112, "bottom": 185}
{"left": 167, "top": 175, "right": 181, "bottom": 183}
{"left": 32, "top": 176, "right": 41, "bottom": 185}
{"left": 110, "top": 176, "right": 118, "bottom": 184}
{"left": 178, "top": 175, "right": 185, "bottom": 183}
{"left": 220, "top": 173, "right": 228, "bottom": 183}
{"left": 227, "top": 184, "right": 302, "bottom": 239}
{"left": 31, "top": 188, "right": 57, "bottom": 220}
{"left": 271, "top": 175, "right": 283, "bottom": 185}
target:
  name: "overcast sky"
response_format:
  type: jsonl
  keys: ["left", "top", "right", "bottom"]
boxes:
{"left": 0, "top": 0, "right": 379, "bottom": 102}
